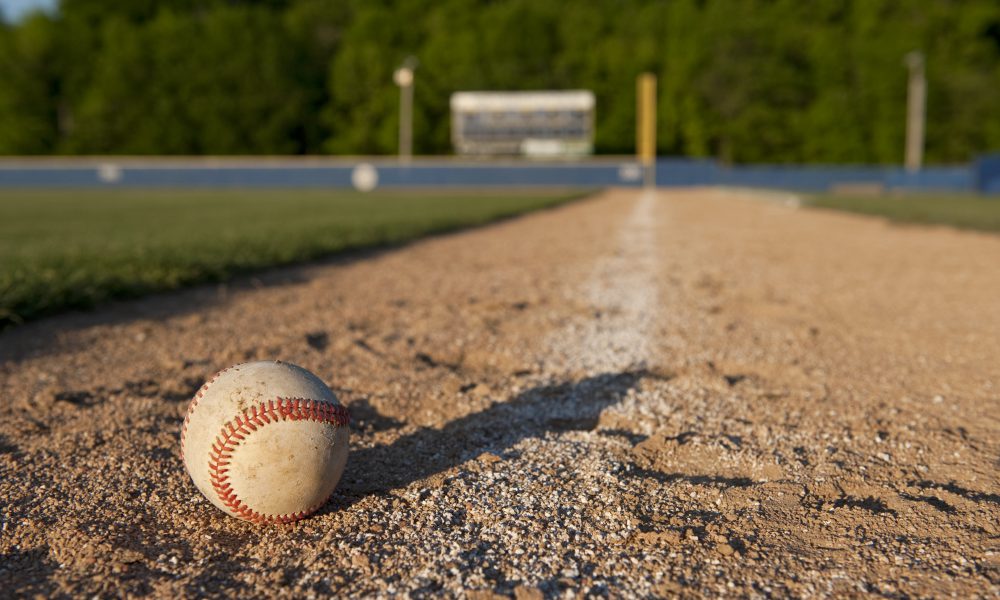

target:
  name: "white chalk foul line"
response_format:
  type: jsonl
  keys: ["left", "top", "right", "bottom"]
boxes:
{"left": 547, "top": 189, "right": 660, "bottom": 376}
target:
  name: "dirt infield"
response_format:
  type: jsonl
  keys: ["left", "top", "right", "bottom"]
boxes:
{"left": 1, "top": 188, "right": 998, "bottom": 597}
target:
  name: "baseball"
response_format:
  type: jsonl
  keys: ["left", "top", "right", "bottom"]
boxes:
{"left": 180, "top": 360, "right": 350, "bottom": 524}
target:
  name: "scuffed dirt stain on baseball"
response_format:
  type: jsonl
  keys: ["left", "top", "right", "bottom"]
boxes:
{"left": 179, "top": 360, "right": 349, "bottom": 522}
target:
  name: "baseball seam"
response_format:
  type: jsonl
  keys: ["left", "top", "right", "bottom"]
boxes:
{"left": 180, "top": 365, "right": 235, "bottom": 460}
{"left": 207, "top": 397, "right": 350, "bottom": 524}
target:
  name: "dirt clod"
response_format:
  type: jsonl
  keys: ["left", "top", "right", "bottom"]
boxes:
{"left": 1, "top": 189, "right": 997, "bottom": 597}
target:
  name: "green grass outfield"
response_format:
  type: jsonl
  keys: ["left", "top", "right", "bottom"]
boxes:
{"left": 0, "top": 188, "right": 587, "bottom": 327}
{"left": 806, "top": 193, "right": 1000, "bottom": 233}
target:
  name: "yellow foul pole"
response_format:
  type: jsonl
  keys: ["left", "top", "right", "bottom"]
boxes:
{"left": 636, "top": 73, "right": 657, "bottom": 188}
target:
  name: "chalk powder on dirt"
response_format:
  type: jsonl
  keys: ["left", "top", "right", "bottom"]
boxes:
{"left": 0, "top": 189, "right": 997, "bottom": 597}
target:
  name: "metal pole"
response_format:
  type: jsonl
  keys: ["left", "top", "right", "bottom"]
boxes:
{"left": 637, "top": 73, "right": 657, "bottom": 188}
{"left": 905, "top": 51, "right": 926, "bottom": 173}
{"left": 394, "top": 57, "right": 418, "bottom": 164}
{"left": 399, "top": 81, "right": 413, "bottom": 163}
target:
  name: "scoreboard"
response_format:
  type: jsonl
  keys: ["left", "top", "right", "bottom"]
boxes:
{"left": 450, "top": 91, "right": 595, "bottom": 157}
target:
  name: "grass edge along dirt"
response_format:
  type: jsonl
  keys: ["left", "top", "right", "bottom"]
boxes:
{"left": 0, "top": 188, "right": 591, "bottom": 328}
{"left": 806, "top": 193, "right": 1000, "bottom": 234}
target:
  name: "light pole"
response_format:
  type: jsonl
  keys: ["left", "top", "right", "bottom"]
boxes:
{"left": 904, "top": 51, "right": 926, "bottom": 173}
{"left": 394, "top": 56, "right": 418, "bottom": 164}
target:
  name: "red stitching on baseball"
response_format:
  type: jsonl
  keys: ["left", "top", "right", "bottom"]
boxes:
{"left": 180, "top": 365, "right": 236, "bottom": 460}
{"left": 207, "top": 397, "right": 350, "bottom": 524}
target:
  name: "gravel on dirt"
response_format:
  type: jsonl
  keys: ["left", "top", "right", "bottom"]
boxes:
{"left": 1, "top": 188, "right": 998, "bottom": 598}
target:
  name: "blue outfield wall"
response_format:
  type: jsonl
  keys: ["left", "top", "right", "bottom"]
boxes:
{"left": 974, "top": 154, "right": 1000, "bottom": 194}
{"left": 712, "top": 163, "right": 976, "bottom": 192}
{"left": 0, "top": 157, "right": 993, "bottom": 193}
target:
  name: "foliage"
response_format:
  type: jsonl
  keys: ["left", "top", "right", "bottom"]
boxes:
{"left": 0, "top": 188, "right": 585, "bottom": 326}
{"left": 1, "top": 0, "right": 999, "bottom": 162}
{"left": 0, "top": 14, "right": 61, "bottom": 153}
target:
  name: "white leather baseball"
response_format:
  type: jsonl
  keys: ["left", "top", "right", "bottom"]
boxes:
{"left": 180, "top": 361, "right": 350, "bottom": 524}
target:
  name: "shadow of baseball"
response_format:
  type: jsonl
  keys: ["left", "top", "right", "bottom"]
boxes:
{"left": 324, "top": 370, "right": 646, "bottom": 513}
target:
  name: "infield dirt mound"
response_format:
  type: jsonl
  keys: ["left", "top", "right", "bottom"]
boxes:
{"left": 1, "top": 188, "right": 998, "bottom": 597}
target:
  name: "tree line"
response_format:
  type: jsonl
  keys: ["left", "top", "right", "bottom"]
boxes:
{"left": 1, "top": 0, "right": 999, "bottom": 163}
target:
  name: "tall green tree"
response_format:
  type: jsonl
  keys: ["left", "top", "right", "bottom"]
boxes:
{"left": 322, "top": 3, "right": 404, "bottom": 154}
{"left": 0, "top": 14, "right": 60, "bottom": 154}
{"left": 68, "top": 6, "right": 309, "bottom": 154}
{"left": 1, "top": 0, "right": 999, "bottom": 162}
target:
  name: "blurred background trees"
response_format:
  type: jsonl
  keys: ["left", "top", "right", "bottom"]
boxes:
{"left": 1, "top": 0, "right": 998, "bottom": 163}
